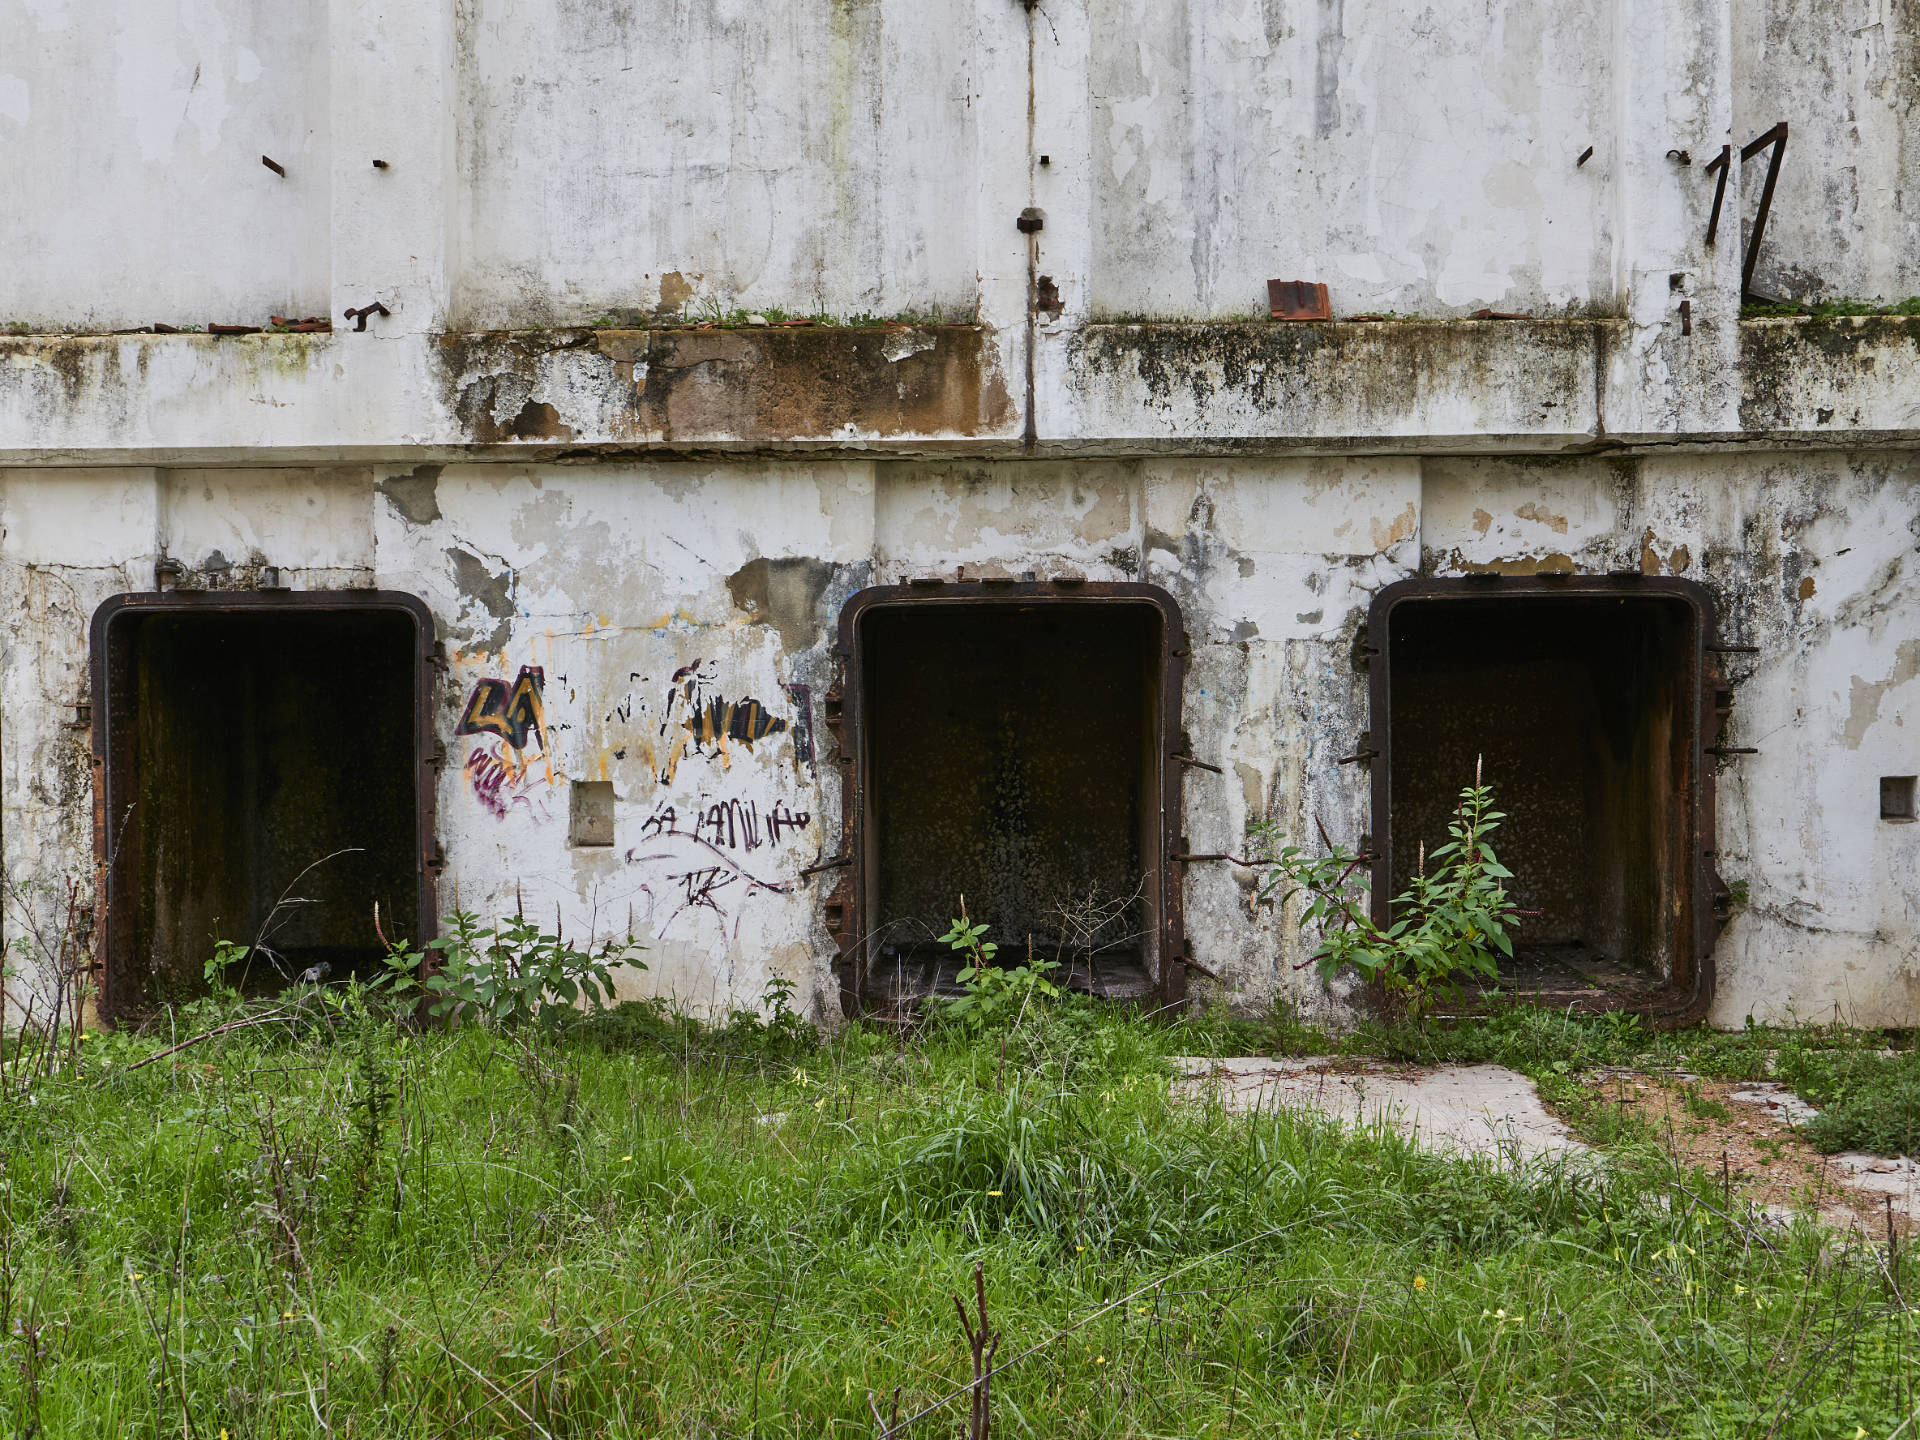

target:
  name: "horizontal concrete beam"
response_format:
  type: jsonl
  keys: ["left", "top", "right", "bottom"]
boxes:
{"left": 1044, "top": 320, "right": 1608, "bottom": 453}
{"left": 5, "top": 318, "right": 1918, "bottom": 464}
{"left": 0, "top": 325, "right": 1022, "bottom": 465}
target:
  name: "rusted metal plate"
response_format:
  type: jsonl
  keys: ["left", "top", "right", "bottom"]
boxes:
{"left": 1267, "top": 279, "right": 1331, "bottom": 321}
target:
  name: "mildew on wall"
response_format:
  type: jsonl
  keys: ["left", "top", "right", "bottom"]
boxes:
{"left": 5, "top": 452, "right": 1910, "bottom": 1029}
{"left": 3, "top": 1, "right": 1918, "bottom": 1032}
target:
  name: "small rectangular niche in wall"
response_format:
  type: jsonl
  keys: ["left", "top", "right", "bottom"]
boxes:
{"left": 570, "top": 781, "right": 617, "bottom": 846}
{"left": 1881, "top": 776, "right": 1917, "bottom": 822}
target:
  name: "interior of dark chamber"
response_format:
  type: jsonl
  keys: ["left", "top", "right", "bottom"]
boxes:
{"left": 1386, "top": 597, "right": 1693, "bottom": 988}
{"left": 863, "top": 604, "right": 1159, "bottom": 992}
{"left": 120, "top": 610, "right": 420, "bottom": 1003}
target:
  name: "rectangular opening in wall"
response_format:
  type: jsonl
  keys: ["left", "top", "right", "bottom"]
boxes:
{"left": 93, "top": 594, "right": 434, "bottom": 1018}
{"left": 1371, "top": 580, "right": 1717, "bottom": 1017}
{"left": 838, "top": 584, "right": 1185, "bottom": 1011}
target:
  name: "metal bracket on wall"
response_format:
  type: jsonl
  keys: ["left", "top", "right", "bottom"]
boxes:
{"left": 1172, "top": 753, "right": 1222, "bottom": 774}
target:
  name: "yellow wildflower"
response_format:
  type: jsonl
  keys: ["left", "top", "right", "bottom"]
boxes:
{"left": 1413, "top": 1275, "right": 1426, "bottom": 1291}
{"left": 988, "top": 1190, "right": 1003, "bottom": 1197}
{"left": 1093, "top": 1355, "right": 1106, "bottom": 1366}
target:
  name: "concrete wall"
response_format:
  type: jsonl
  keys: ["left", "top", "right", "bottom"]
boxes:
{"left": 3, "top": 455, "right": 1914, "bottom": 1028}
{"left": 3, "top": 0, "right": 1918, "bottom": 1031}
{"left": 0, "top": 0, "right": 332, "bottom": 331}
{"left": 1733, "top": 0, "right": 1920, "bottom": 304}
{"left": 1085, "top": 2, "right": 1617, "bottom": 319}
{"left": 8, "top": 0, "right": 1917, "bottom": 333}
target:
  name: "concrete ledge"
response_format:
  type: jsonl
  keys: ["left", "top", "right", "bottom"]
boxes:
{"left": 1046, "top": 319, "right": 1611, "bottom": 452}
{"left": 1736, "top": 315, "right": 1920, "bottom": 438}
{"left": 0, "top": 325, "right": 1021, "bottom": 464}
{"left": 6, "top": 317, "right": 1920, "bottom": 463}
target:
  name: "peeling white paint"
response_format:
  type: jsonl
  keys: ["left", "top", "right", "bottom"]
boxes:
{"left": 1, "top": 1, "right": 1917, "bottom": 1034}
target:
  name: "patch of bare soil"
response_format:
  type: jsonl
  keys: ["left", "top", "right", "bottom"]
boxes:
{"left": 1571, "top": 1069, "right": 1916, "bottom": 1241}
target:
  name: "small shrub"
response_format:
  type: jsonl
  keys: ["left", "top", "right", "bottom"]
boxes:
{"left": 1777, "top": 1039, "right": 1920, "bottom": 1155}
{"left": 380, "top": 911, "right": 643, "bottom": 1029}
{"left": 1254, "top": 771, "right": 1520, "bottom": 1017}
{"left": 928, "top": 903, "right": 1061, "bottom": 1031}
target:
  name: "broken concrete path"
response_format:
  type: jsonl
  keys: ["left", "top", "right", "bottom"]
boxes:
{"left": 1172, "top": 1056, "right": 1587, "bottom": 1164}
{"left": 1173, "top": 1057, "right": 1917, "bottom": 1237}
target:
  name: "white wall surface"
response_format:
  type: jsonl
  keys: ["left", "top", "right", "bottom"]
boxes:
{"left": 4, "top": 454, "right": 1915, "bottom": 1029}
{"left": 1733, "top": 0, "right": 1920, "bottom": 304}
{"left": 449, "top": 0, "right": 986, "bottom": 327}
{"left": 1084, "top": 0, "right": 1617, "bottom": 319}
{"left": 0, "top": 0, "right": 331, "bottom": 331}
{"left": 5, "top": 0, "right": 1914, "bottom": 329}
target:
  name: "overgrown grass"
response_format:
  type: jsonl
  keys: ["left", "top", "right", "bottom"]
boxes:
{"left": 0, "top": 996, "right": 1915, "bottom": 1437}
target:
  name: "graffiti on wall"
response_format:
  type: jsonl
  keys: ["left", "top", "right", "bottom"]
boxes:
{"left": 457, "top": 665, "right": 556, "bottom": 819}
{"left": 458, "top": 665, "right": 547, "bottom": 749}
{"left": 657, "top": 658, "right": 788, "bottom": 782}
{"left": 452, "top": 650, "right": 827, "bottom": 940}
{"left": 624, "top": 792, "right": 817, "bottom": 938}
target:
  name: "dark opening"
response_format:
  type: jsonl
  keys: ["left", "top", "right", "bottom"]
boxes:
{"left": 1376, "top": 586, "right": 1708, "bottom": 1010}
{"left": 848, "top": 592, "right": 1179, "bottom": 1006}
{"left": 95, "top": 598, "right": 430, "bottom": 1015}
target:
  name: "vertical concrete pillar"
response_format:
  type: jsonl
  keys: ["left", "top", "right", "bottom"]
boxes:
{"left": 1028, "top": 0, "right": 1093, "bottom": 443}
{"left": 1024, "top": 0, "right": 1098, "bottom": 445}
{"left": 1606, "top": 0, "right": 1741, "bottom": 437}
{"left": 0, "top": 467, "right": 162, "bottom": 1026}
{"left": 328, "top": 0, "right": 460, "bottom": 336}
{"left": 973, "top": 0, "right": 1046, "bottom": 440}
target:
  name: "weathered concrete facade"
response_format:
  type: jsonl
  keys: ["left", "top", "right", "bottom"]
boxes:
{"left": 2, "top": 0, "right": 1916, "bottom": 1028}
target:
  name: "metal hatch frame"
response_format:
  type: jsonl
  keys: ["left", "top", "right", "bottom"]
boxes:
{"left": 89, "top": 589, "right": 440, "bottom": 1023}
{"left": 1365, "top": 575, "right": 1728, "bottom": 1025}
{"left": 827, "top": 580, "right": 1190, "bottom": 1014}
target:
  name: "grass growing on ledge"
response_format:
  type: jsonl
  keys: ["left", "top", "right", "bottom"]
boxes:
{"left": 1, "top": 997, "right": 1915, "bottom": 1438}
{"left": 1742, "top": 297, "right": 1920, "bottom": 319}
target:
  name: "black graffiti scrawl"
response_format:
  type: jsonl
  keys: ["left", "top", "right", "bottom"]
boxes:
{"left": 655, "top": 659, "right": 789, "bottom": 780}
{"left": 458, "top": 665, "right": 547, "bottom": 749}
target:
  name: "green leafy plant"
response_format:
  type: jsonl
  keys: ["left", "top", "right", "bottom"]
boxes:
{"left": 201, "top": 938, "right": 252, "bottom": 999}
{"left": 931, "top": 900, "right": 1061, "bottom": 1031}
{"left": 1253, "top": 769, "right": 1521, "bottom": 1017}
{"left": 381, "top": 911, "right": 643, "bottom": 1029}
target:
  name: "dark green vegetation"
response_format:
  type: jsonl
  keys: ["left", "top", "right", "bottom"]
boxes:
{"left": 1, "top": 993, "right": 1915, "bottom": 1438}
{"left": 1741, "top": 297, "right": 1920, "bottom": 318}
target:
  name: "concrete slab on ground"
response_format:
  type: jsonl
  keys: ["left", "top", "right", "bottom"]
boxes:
{"left": 1171, "top": 1056, "right": 1588, "bottom": 1164}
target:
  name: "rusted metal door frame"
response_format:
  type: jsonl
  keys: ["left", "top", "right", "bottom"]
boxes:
{"left": 89, "top": 590, "right": 439, "bottom": 1023}
{"left": 828, "top": 580, "right": 1189, "bottom": 1013}
{"left": 1365, "top": 575, "right": 1725, "bottom": 1024}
